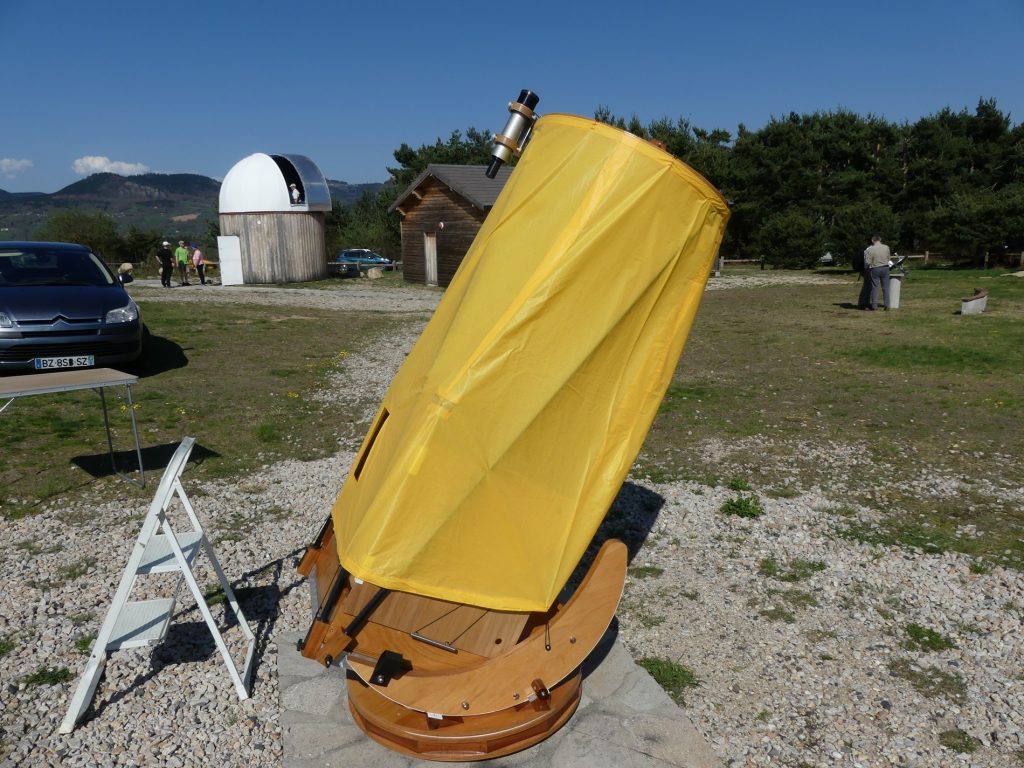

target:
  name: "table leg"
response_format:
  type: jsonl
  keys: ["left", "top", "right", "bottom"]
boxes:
{"left": 96, "top": 385, "right": 145, "bottom": 487}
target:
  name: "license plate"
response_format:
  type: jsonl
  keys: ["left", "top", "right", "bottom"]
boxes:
{"left": 33, "top": 355, "right": 94, "bottom": 370}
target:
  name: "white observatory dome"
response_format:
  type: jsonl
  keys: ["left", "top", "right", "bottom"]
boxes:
{"left": 219, "top": 152, "right": 331, "bottom": 213}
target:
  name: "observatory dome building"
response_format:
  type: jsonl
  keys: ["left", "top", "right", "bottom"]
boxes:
{"left": 217, "top": 153, "right": 331, "bottom": 284}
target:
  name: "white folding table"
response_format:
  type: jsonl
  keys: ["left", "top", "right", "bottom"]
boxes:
{"left": 0, "top": 367, "right": 145, "bottom": 486}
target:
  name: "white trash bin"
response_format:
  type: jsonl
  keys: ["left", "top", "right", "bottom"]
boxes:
{"left": 888, "top": 273, "right": 903, "bottom": 309}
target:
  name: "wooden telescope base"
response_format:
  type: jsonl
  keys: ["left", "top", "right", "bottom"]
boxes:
{"left": 298, "top": 515, "right": 627, "bottom": 762}
{"left": 347, "top": 667, "right": 582, "bottom": 761}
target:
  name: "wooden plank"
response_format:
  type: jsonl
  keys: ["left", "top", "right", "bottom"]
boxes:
{"left": 312, "top": 608, "right": 490, "bottom": 673}
{"left": 218, "top": 212, "right": 327, "bottom": 284}
{"left": 348, "top": 668, "right": 581, "bottom": 760}
{"left": 342, "top": 585, "right": 529, "bottom": 659}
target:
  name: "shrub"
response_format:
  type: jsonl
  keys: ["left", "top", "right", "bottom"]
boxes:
{"left": 721, "top": 495, "right": 763, "bottom": 519}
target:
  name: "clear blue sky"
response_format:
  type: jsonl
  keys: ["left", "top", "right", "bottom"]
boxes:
{"left": 2, "top": 0, "right": 1022, "bottom": 194}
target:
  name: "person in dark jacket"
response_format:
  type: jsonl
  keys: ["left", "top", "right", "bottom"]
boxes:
{"left": 853, "top": 248, "right": 870, "bottom": 309}
{"left": 157, "top": 241, "right": 174, "bottom": 288}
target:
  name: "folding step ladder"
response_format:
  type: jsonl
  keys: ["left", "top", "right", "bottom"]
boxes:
{"left": 59, "top": 437, "right": 255, "bottom": 733}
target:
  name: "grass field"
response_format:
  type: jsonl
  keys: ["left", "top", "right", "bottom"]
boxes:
{"left": 639, "top": 264, "right": 1024, "bottom": 569}
{"left": 2, "top": 264, "right": 1021, "bottom": 570}
{"left": 0, "top": 299, "right": 399, "bottom": 518}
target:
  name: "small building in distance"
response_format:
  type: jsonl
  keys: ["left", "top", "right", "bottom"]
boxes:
{"left": 218, "top": 153, "right": 331, "bottom": 284}
{"left": 389, "top": 164, "right": 511, "bottom": 287}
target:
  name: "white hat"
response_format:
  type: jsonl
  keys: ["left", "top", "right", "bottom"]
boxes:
{"left": 162, "top": 241, "right": 170, "bottom": 246}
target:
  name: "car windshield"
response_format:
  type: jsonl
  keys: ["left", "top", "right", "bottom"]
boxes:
{"left": 0, "top": 248, "right": 115, "bottom": 287}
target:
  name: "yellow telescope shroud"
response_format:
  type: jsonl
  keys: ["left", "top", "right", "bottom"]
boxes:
{"left": 332, "top": 114, "right": 729, "bottom": 613}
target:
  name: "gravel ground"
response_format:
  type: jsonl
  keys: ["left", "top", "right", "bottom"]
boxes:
{"left": 2, "top": 273, "right": 1021, "bottom": 767}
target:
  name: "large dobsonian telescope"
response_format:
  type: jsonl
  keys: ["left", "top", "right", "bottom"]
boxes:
{"left": 297, "top": 89, "right": 730, "bottom": 761}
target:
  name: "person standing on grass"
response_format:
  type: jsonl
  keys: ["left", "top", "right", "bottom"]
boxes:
{"left": 863, "top": 234, "right": 892, "bottom": 310}
{"left": 191, "top": 243, "right": 207, "bottom": 285}
{"left": 157, "top": 241, "right": 174, "bottom": 288}
{"left": 853, "top": 247, "right": 870, "bottom": 309}
{"left": 174, "top": 240, "right": 190, "bottom": 286}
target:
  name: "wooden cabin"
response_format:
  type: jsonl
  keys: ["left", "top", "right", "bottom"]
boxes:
{"left": 390, "top": 164, "right": 511, "bottom": 287}
{"left": 218, "top": 153, "right": 331, "bottom": 285}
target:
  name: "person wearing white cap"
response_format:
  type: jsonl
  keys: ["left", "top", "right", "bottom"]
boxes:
{"left": 290, "top": 183, "right": 302, "bottom": 205}
{"left": 157, "top": 240, "right": 174, "bottom": 287}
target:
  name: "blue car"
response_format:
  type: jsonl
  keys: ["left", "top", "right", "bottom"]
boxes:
{"left": 0, "top": 242, "right": 143, "bottom": 373}
{"left": 333, "top": 249, "right": 395, "bottom": 271}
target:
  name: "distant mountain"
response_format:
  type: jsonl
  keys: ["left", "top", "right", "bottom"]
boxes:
{"left": 327, "top": 179, "right": 385, "bottom": 205}
{"left": 55, "top": 172, "right": 221, "bottom": 200}
{"left": 0, "top": 173, "right": 386, "bottom": 241}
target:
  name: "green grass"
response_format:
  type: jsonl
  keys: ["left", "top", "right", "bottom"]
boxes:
{"left": 59, "top": 557, "right": 96, "bottom": 581}
{"left": 0, "top": 298, "right": 401, "bottom": 518}
{"left": 761, "top": 583, "right": 825, "bottom": 621}
{"left": 642, "top": 267, "right": 1024, "bottom": 569}
{"left": 938, "top": 729, "right": 981, "bottom": 754}
{"left": 903, "top": 623, "right": 956, "bottom": 652}
{"left": 74, "top": 632, "right": 97, "bottom": 655}
{"left": 888, "top": 657, "right": 967, "bottom": 702}
{"left": 0, "top": 637, "right": 13, "bottom": 658}
{"left": 721, "top": 495, "right": 763, "bottom": 519}
{"left": 14, "top": 540, "right": 63, "bottom": 556}
{"left": 845, "top": 343, "right": 1008, "bottom": 372}
{"left": 767, "top": 588, "right": 819, "bottom": 609}
{"left": 20, "top": 666, "right": 73, "bottom": 687}
{"left": 840, "top": 513, "right": 1023, "bottom": 571}
{"left": 759, "top": 606, "right": 796, "bottom": 623}
{"left": 637, "top": 657, "right": 700, "bottom": 704}
{"left": 658, "top": 383, "right": 719, "bottom": 414}
{"left": 202, "top": 584, "right": 261, "bottom": 607}
{"left": 758, "top": 557, "right": 828, "bottom": 582}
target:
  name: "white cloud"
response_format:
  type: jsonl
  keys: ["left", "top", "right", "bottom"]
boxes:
{"left": 0, "top": 158, "right": 34, "bottom": 178}
{"left": 71, "top": 156, "right": 150, "bottom": 176}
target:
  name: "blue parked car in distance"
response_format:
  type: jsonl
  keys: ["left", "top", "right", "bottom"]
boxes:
{"left": 332, "top": 249, "right": 395, "bottom": 272}
{"left": 0, "top": 241, "right": 143, "bottom": 373}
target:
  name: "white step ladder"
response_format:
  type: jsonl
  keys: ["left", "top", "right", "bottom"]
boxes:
{"left": 59, "top": 436, "right": 255, "bottom": 734}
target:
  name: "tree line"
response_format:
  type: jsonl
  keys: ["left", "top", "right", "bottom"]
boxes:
{"left": 337, "top": 99, "right": 1022, "bottom": 269}
{"left": 33, "top": 99, "right": 1022, "bottom": 270}
{"left": 595, "top": 98, "right": 1023, "bottom": 268}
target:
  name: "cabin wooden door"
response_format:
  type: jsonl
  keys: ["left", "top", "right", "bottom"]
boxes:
{"left": 423, "top": 233, "right": 438, "bottom": 286}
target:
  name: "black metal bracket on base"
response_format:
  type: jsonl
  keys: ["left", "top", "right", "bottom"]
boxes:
{"left": 371, "top": 650, "right": 412, "bottom": 687}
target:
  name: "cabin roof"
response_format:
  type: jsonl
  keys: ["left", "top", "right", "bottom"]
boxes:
{"left": 389, "top": 164, "right": 512, "bottom": 213}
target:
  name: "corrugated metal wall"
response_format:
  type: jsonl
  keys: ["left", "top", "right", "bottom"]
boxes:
{"left": 219, "top": 212, "right": 327, "bottom": 284}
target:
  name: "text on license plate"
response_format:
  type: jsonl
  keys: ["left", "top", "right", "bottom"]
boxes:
{"left": 34, "top": 355, "right": 94, "bottom": 370}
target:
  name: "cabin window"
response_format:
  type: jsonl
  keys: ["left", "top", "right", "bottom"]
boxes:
{"left": 353, "top": 407, "right": 389, "bottom": 480}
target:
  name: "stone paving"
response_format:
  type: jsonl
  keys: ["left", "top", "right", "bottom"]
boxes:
{"left": 277, "top": 629, "right": 722, "bottom": 768}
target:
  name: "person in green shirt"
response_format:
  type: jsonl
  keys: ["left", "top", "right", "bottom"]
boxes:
{"left": 174, "top": 240, "right": 190, "bottom": 286}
